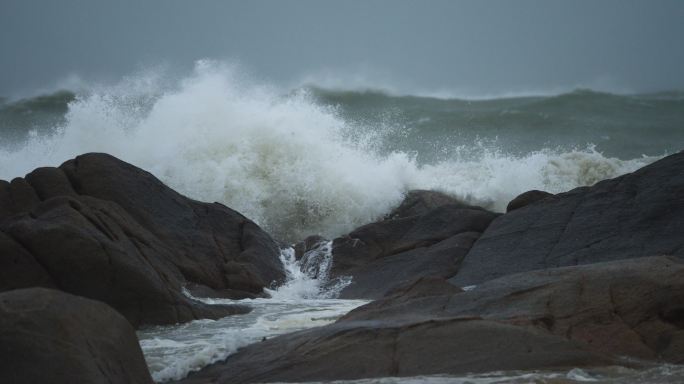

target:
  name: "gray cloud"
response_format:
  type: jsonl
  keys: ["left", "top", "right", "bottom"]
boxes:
{"left": 1, "top": 0, "right": 683, "bottom": 97}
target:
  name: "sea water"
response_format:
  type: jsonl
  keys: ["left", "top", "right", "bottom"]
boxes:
{"left": 2, "top": 61, "right": 683, "bottom": 382}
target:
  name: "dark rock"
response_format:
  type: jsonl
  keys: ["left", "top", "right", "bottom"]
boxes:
{"left": 0, "top": 231, "right": 56, "bottom": 291}
{"left": 335, "top": 231, "right": 480, "bottom": 299}
{"left": 178, "top": 320, "right": 611, "bottom": 384}
{"left": 25, "top": 166, "right": 77, "bottom": 200}
{"left": 178, "top": 257, "right": 682, "bottom": 384}
{"left": 451, "top": 152, "right": 684, "bottom": 287}
{"left": 506, "top": 189, "right": 554, "bottom": 212}
{"left": 331, "top": 203, "right": 497, "bottom": 299}
{"left": 348, "top": 256, "right": 684, "bottom": 363}
{"left": 0, "top": 153, "right": 281, "bottom": 326}
{"left": 386, "top": 189, "right": 470, "bottom": 219}
{"left": 380, "top": 275, "right": 463, "bottom": 302}
{"left": 4, "top": 178, "right": 40, "bottom": 214}
{"left": 293, "top": 235, "right": 328, "bottom": 260}
{"left": 0, "top": 288, "right": 154, "bottom": 384}
{"left": 1, "top": 195, "right": 250, "bottom": 327}
{"left": 60, "top": 153, "right": 284, "bottom": 293}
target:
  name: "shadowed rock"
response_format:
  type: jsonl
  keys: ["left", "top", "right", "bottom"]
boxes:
{"left": 0, "top": 153, "right": 284, "bottom": 326}
{"left": 60, "top": 153, "right": 284, "bottom": 294}
{"left": 331, "top": 202, "right": 498, "bottom": 299}
{"left": 0, "top": 288, "right": 154, "bottom": 384}
{"left": 293, "top": 235, "right": 328, "bottom": 260}
{"left": 506, "top": 189, "right": 554, "bottom": 212}
{"left": 347, "top": 256, "right": 684, "bottom": 363}
{"left": 451, "top": 151, "right": 684, "bottom": 287}
{"left": 386, "top": 189, "right": 470, "bottom": 219}
{"left": 176, "top": 257, "right": 683, "bottom": 384}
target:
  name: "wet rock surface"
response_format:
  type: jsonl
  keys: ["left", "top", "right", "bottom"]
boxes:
{"left": 175, "top": 152, "right": 684, "bottom": 384}
{"left": 451, "top": 151, "right": 684, "bottom": 286}
{"left": 506, "top": 189, "right": 554, "bottom": 212}
{"left": 0, "top": 288, "right": 154, "bottom": 384}
{"left": 3, "top": 151, "right": 684, "bottom": 384}
{"left": 347, "top": 256, "right": 684, "bottom": 363}
{"left": 385, "top": 189, "right": 472, "bottom": 219}
{"left": 331, "top": 200, "right": 498, "bottom": 299}
{"left": 176, "top": 257, "right": 684, "bottom": 384}
{"left": 0, "top": 153, "right": 283, "bottom": 327}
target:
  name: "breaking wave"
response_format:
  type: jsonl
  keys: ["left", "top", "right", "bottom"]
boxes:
{"left": 0, "top": 61, "right": 663, "bottom": 241}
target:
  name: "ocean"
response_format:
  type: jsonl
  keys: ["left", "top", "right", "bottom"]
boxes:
{"left": 2, "top": 63, "right": 683, "bottom": 382}
{"left": 2, "top": 64, "right": 680, "bottom": 242}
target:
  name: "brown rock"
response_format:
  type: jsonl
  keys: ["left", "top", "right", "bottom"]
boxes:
{"left": 177, "top": 257, "right": 683, "bottom": 384}
{"left": 452, "top": 151, "right": 684, "bottom": 287}
{"left": 386, "top": 189, "right": 470, "bottom": 219}
{"left": 0, "top": 153, "right": 282, "bottom": 327}
{"left": 331, "top": 203, "right": 497, "bottom": 299}
{"left": 0, "top": 288, "right": 154, "bottom": 384}
{"left": 505, "top": 189, "right": 554, "bottom": 212}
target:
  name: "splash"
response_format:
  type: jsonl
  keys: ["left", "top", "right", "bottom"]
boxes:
{"left": 0, "top": 61, "right": 661, "bottom": 241}
{"left": 266, "top": 242, "right": 351, "bottom": 300}
{"left": 140, "top": 245, "right": 361, "bottom": 382}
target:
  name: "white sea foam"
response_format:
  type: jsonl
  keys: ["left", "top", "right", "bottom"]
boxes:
{"left": 271, "top": 364, "right": 684, "bottom": 384}
{"left": 138, "top": 298, "right": 366, "bottom": 382}
{"left": 0, "top": 61, "right": 659, "bottom": 241}
{"left": 266, "top": 242, "right": 351, "bottom": 300}
{"left": 139, "top": 246, "right": 363, "bottom": 382}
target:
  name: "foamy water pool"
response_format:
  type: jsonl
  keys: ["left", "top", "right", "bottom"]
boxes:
{"left": 138, "top": 244, "right": 367, "bottom": 382}
{"left": 138, "top": 296, "right": 367, "bottom": 382}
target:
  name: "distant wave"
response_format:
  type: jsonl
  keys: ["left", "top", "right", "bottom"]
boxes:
{"left": 0, "top": 62, "right": 673, "bottom": 241}
{"left": 0, "top": 90, "right": 75, "bottom": 144}
{"left": 300, "top": 84, "right": 684, "bottom": 101}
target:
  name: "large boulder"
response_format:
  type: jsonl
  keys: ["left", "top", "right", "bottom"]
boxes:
{"left": 451, "top": 151, "right": 684, "bottom": 286}
{"left": 331, "top": 202, "right": 498, "bottom": 299}
{"left": 505, "top": 189, "right": 554, "bottom": 212}
{"left": 0, "top": 288, "right": 154, "bottom": 384}
{"left": 177, "top": 257, "right": 684, "bottom": 384}
{"left": 385, "top": 189, "right": 469, "bottom": 219}
{"left": 0, "top": 153, "right": 284, "bottom": 326}
{"left": 177, "top": 319, "right": 611, "bottom": 384}
{"left": 60, "top": 154, "right": 284, "bottom": 291}
{"left": 348, "top": 256, "right": 684, "bottom": 362}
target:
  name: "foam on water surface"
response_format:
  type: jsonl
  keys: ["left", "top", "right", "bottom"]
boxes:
{"left": 138, "top": 245, "right": 364, "bottom": 382}
{"left": 271, "top": 364, "right": 684, "bottom": 384}
{"left": 138, "top": 298, "right": 366, "bottom": 382}
{"left": 0, "top": 61, "right": 660, "bottom": 241}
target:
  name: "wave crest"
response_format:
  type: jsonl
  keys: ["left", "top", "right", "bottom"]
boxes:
{"left": 0, "top": 62, "right": 660, "bottom": 241}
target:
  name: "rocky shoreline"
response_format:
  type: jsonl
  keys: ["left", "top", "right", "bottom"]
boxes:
{"left": 1, "top": 151, "right": 683, "bottom": 383}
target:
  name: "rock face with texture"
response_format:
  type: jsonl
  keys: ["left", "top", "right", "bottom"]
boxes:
{"left": 0, "top": 288, "right": 154, "bottom": 384}
{"left": 177, "top": 257, "right": 684, "bottom": 384}
{"left": 505, "top": 189, "right": 554, "bottom": 212}
{"left": 349, "top": 256, "right": 684, "bottom": 363}
{"left": 331, "top": 196, "right": 498, "bottom": 299}
{"left": 0, "top": 153, "right": 284, "bottom": 326}
{"left": 385, "top": 189, "right": 469, "bottom": 219}
{"left": 451, "top": 152, "right": 684, "bottom": 286}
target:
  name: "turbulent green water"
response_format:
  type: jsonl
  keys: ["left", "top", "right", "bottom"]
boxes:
{"left": 2, "top": 87, "right": 682, "bottom": 160}
{"left": 309, "top": 87, "right": 684, "bottom": 161}
{"left": 0, "top": 90, "right": 75, "bottom": 144}
{"left": 0, "top": 77, "right": 682, "bottom": 240}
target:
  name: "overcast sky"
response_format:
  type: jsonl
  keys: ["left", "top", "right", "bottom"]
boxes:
{"left": 1, "top": 0, "right": 683, "bottom": 97}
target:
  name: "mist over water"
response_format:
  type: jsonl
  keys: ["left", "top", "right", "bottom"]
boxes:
{"left": 0, "top": 61, "right": 674, "bottom": 241}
